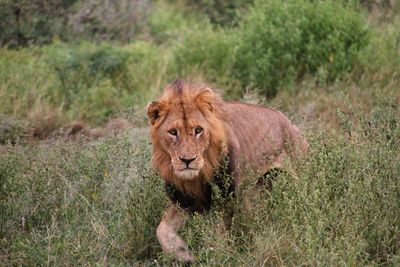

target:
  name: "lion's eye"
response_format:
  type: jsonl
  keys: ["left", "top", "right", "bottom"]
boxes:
{"left": 168, "top": 128, "right": 178, "bottom": 136}
{"left": 194, "top": 127, "right": 203, "bottom": 135}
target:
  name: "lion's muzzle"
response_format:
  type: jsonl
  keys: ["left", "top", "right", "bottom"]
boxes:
{"left": 179, "top": 155, "right": 197, "bottom": 168}
{"left": 172, "top": 155, "right": 204, "bottom": 180}
{"left": 175, "top": 169, "right": 200, "bottom": 180}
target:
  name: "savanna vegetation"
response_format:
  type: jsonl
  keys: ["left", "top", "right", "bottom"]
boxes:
{"left": 0, "top": 0, "right": 399, "bottom": 265}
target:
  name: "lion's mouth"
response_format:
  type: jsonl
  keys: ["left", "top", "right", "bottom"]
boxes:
{"left": 178, "top": 167, "right": 197, "bottom": 171}
{"left": 175, "top": 168, "right": 200, "bottom": 180}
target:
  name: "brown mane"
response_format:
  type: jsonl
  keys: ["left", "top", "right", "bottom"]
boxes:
{"left": 149, "top": 81, "right": 228, "bottom": 200}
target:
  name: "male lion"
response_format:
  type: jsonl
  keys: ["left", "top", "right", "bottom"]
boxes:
{"left": 147, "top": 80, "right": 308, "bottom": 262}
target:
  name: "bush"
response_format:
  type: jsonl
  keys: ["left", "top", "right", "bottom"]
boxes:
{"left": 358, "top": 17, "right": 400, "bottom": 80}
{"left": 170, "top": 25, "right": 235, "bottom": 82}
{"left": 49, "top": 44, "right": 131, "bottom": 106}
{"left": 232, "top": 0, "right": 369, "bottom": 97}
{"left": 45, "top": 41, "right": 163, "bottom": 124}
{"left": 0, "top": 41, "right": 166, "bottom": 126}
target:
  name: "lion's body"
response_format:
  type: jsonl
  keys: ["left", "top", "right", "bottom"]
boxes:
{"left": 224, "top": 102, "right": 308, "bottom": 182}
{"left": 147, "top": 80, "right": 308, "bottom": 262}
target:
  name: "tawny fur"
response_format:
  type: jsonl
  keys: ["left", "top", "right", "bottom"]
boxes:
{"left": 147, "top": 80, "right": 308, "bottom": 262}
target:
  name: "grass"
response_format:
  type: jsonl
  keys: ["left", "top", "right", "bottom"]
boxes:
{"left": 1, "top": 0, "right": 400, "bottom": 266}
{"left": 0, "top": 128, "right": 166, "bottom": 265}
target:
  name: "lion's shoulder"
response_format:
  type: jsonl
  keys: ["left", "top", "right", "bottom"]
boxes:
{"left": 221, "top": 101, "right": 308, "bottom": 177}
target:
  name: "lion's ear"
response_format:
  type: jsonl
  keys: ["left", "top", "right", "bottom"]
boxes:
{"left": 147, "top": 101, "right": 164, "bottom": 125}
{"left": 196, "top": 88, "right": 215, "bottom": 112}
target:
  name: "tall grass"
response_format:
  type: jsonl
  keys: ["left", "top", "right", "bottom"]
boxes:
{"left": 1, "top": 86, "right": 399, "bottom": 265}
{"left": 0, "top": 129, "right": 166, "bottom": 265}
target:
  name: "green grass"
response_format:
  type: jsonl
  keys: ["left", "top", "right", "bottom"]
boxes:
{"left": 1, "top": 0, "right": 400, "bottom": 266}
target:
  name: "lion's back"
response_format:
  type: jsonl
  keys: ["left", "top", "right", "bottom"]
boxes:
{"left": 223, "top": 102, "right": 307, "bottom": 176}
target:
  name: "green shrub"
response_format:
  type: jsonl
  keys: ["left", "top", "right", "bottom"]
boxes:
{"left": 171, "top": 25, "right": 235, "bottom": 82}
{"left": 48, "top": 43, "right": 130, "bottom": 105}
{"left": 358, "top": 17, "right": 400, "bottom": 80}
{"left": 232, "top": 0, "right": 369, "bottom": 97}
{"left": 46, "top": 41, "right": 163, "bottom": 124}
{"left": 0, "top": 40, "right": 166, "bottom": 126}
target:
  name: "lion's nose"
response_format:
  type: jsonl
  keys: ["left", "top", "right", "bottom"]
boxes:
{"left": 179, "top": 156, "right": 197, "bottom": 168}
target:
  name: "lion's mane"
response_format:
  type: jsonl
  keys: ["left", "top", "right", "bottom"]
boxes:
{"left": 149, "top": 81, "right": 227, "bottom": 200}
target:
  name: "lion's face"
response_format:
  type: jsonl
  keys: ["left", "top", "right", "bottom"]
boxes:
{"left": 156, "top": 107, "right": 211, "bottom": 180}
{"left": 147, "top": 82, "right": 224, "bottom": 181}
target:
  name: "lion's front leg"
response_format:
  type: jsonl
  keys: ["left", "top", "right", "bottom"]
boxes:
{"left": 156, "top": 204, "right": 195, "bottom": 263}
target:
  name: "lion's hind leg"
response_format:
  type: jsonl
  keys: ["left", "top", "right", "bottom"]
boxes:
{"left": 156, "top": 204, "right": 195, "bottom": 263}
{"left": 241, "top": 168, "right": 285, "bottom": 212}
{"left": 257, "top": 168, "right": 286, "bottom": 191}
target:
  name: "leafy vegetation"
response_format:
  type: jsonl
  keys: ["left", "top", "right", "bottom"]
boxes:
{"left": 232, "top": 0, "right": 369, "bottom": 97}
{"left": 0, "top": 0, "right": 399, "bottom": 265}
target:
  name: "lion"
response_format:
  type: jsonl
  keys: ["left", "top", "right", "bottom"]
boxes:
{"left": 147, "top": 80, "right": 308, "bottom": 262}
